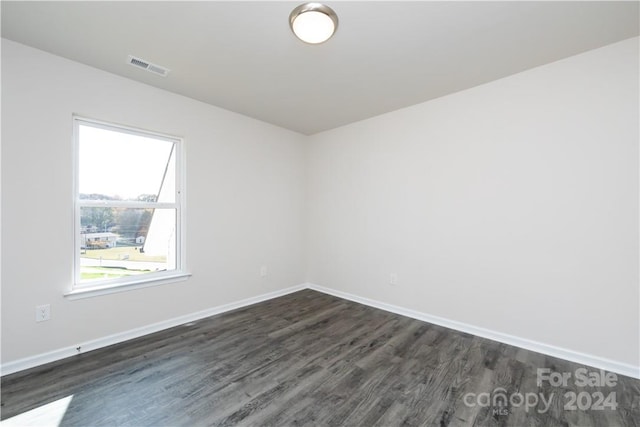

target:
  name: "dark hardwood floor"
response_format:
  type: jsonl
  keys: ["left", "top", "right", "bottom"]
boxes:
{"left": 2, "top": 289, "right": 639, "bottom": 426}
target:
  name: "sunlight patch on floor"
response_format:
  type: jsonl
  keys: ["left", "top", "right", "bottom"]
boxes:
{"left": 1, "top": 395, "right": 73, "bottom": 427}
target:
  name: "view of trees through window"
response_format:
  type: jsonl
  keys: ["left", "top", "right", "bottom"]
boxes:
{"left": 76, "top": 120, "right": 180, "bottom": 284}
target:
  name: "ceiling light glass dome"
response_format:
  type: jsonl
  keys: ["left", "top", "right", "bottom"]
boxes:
{"left": 289, "top": 3, "right": 338, "bottom": 44}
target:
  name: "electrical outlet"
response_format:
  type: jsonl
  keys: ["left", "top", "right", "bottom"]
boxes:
{"left": 389, "top": 273, "right": 398, "bottom": 286}
{"left": 36, "top": 304, "right": 51, "bottom": 322}
{"left": 260, "top": 265, "right": 268, "bottom": 277}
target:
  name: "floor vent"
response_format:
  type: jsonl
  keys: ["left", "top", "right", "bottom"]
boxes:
{"left": 127, "top": 55, "right": 170, "bottom": 77}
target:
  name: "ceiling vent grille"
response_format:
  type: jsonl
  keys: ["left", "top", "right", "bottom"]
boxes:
{"left": 127, "top": 55, "right": 170, "bottom": 77}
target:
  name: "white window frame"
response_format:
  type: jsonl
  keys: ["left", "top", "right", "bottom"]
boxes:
{"left": 67, "top": 116, "right": 188, "bottom": 299}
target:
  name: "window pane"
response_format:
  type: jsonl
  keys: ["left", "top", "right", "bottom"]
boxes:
{"left": 79, "top": 207, "right": 177, "bottom": 282}
{"left": 78, "top": 124, "right": 175, "bottom": 202}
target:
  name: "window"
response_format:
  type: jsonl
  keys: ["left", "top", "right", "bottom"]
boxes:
{"left": 72, "top": 117, "right": 186, "bottom": 295}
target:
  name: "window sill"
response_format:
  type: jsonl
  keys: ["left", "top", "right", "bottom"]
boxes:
{"left": 64, "top": 273, "right": 191, "bottom": 300}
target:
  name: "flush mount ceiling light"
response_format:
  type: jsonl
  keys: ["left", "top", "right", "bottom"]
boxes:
{"left": 289, "top": 3, "right": 338, "bottom": 44}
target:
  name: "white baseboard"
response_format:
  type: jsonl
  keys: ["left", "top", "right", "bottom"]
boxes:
{"left": 3, "top": 282, "right": 638, "bottom": 380}
{"left": 306, "top": 283, "right": 640, "bottom": 380}
{"left": 1, "top": 284, "right": 306, "bottom": 376}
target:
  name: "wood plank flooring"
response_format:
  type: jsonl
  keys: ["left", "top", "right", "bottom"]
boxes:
{"left": 2, "top": 289, "right": 639, "bottom": 426}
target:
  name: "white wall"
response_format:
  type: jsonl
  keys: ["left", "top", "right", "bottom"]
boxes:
{"left": 3, "top": 36, "right": 638, "bottom": 373}
{"left": 1, "top": 39, "right": 306, "bottom": 363}
{"left": 306, "top": 37, "right": 639, "bottom": 367}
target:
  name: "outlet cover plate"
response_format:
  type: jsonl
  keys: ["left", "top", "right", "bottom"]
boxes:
{"left": 36, "top": 304, "right": 51, "bottom": 322}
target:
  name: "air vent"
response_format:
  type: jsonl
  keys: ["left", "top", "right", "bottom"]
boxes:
{"left": 127, "top": 55, "right": 170, "bottom": 77}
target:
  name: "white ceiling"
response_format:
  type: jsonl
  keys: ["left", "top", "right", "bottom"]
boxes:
{"left": 2, "top": 1, "right": 638, "bottom": 135}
